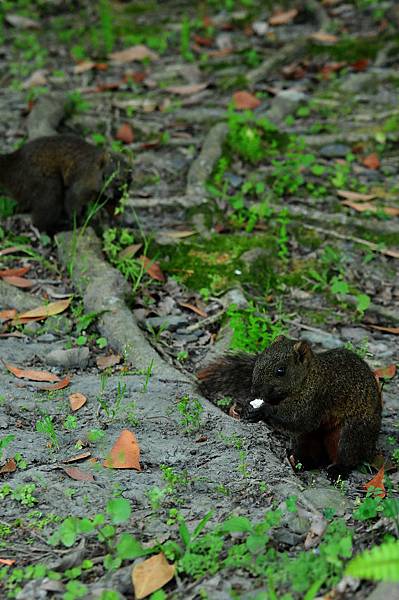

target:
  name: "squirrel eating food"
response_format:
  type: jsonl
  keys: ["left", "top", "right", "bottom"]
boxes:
{"left": 0, "top": 134, "right": 109, "bottom": 233}
{"left": 197, "top": 336, "right": 382, "bottom": 474}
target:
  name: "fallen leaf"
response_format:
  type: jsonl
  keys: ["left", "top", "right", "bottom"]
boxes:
{"left": 61, "top": 466, "right": 94, "bottom": 482}
{"left": 1, "top": 275, "right": 34, "bottom": 289}
{"left": 0, "top": 331, "right": 26, "bottom": 338}
{"left": 320, "top": 61, "right": 346, "bottom": 78}
{"left": 232, "top": 90, "right": 261, "bottom": 110}
{"left": 36, "top": 376, "right": 71, "bottom": 391}
{"left": 132, "top": 553, "right": 175, "bottom": 600}
{"left": 0, "top": 458, "right": 17, "bottom": 474}
{"left": 0, "top": 559, "right": 16, "bottom": 566}
{"left": 165, "top": 82, "right": 208, "bottom": 95}
{"left": 363, "top": 153, "right": 380, "bottom": 170}
{"left": 96, "top": 354, "right": 121, "bottom": 370}
{"left": 0, "top": 246, "right": 25, "bottom": 256}
{"left": 310, "top": 31, "right": 338, "bottom": 43}
{"left": 4, "top": 363, "right": 60, "bottom": 382}
{"left": 12, "top": 298, "right": 72, "bottom": 324}
{"left": 63, "top": 451, "right": 91, "bottom": 463}
{"left": 103, "top": 429, "right": 141, "bottom": 470}
{"left": 0, "top": 266, "right": 31, "bottom": 277}
{"left": 22, "top": 69, "right": 47, "bottom": 89}
{"left": 118, "top": 243, "right": 142, "bottom": 259}
{"left": 116, "top": 122, "right": 134, "bottom": 144}
{"left": 179, "top": 302, "right": 207, "bottom": 318}
{"left": 337, "top": 190, "right": 376, "bottom": 202}
{"left": 229, "top": 404, "right": 241, "bottom": 419}
{"left": 369, "top": 325, "right": 399, "bottom": 335}
{"left": 110, "top": 45, "right": 159, "bottom": 64}
{"left": 363, "top": 465, "right": 385, "bottom": 498}
{"left": 6, "top": 14, "right": 40, "bottom": 29}
{"left": 269, "top": 9, "right": 298, "bottom": 26}
{"left": 162, "top": 230, "right": 196, "bottom": 239}
{"left": 69, "top": 392, "right": 87, "bottom": 411}
{"left": 0, "top": 309, "right": 17, "bottom": 321}
{"left": 139, "top": 256, "right": 166, "bottom": 282}
{"left": 351, "top": 58, "right": 369, "bottom": 71}
{"left": 374, "top": 364, "right": 396, "bottom": 379}
{"left": 193, "top": 34, "right": 213, "bottom": 47}
{"left": 73, "top": 60, "right": 95, "bottom": 74}
{"left": 341, "top": 200, "right": 399, "bottom": 217}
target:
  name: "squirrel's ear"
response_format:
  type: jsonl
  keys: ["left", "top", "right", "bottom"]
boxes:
{"left": 293, "top": 341, "right": 312, "bottom": 363}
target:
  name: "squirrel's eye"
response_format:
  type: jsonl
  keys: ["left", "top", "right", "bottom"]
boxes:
{"left": 275, "top": 367, "right": 285, "bottom": 377}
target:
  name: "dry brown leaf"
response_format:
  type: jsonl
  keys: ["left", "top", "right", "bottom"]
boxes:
{"left": 341, "top": 200, "right": 399, "bottom": 217}
{"left": 132, "top": 553, "right": 175, "bottom": 599}
{"left": 6, "top": 14, "right": 40, "bottom": 29}
{"left": 363, "top": 153, "right": 380, "bottom": 170}
{"left": 374, "top": 364, "right": 396, "bottom": 379}
{"left": 179, "top": 302, "right": 207, "bottom": 318}
{"left": 139, "top": 256, "right": 166, "bottom": 282}
{"left": 96, "top": 354, "right": 121, "bottom": 370}
{"left": 232, "top": 91, "right": 261, "bottom": 110}
{"left": 269, "top": 9, "right": 298, "bottom": 26}
{"left": 363, "top": 465, "right": 385, "bottom": 498}
{"left": 22, "top": 69, "right": 47, "bottom": 89}
{"left": 310, "top": 31, "right": 338, "bottom": 43}
{"left": 0, "top": 246, "right": 25, "bottom": 256}
{"left": 0, "top": 458, "right": 17, "bottom": 474}
{"left": 118, "top": 243, "right": 142, "bottom": 259}
{"left": 0, "top": 558, "right": 16, "bottom": 566}
{"left": 337, "top": 190, "right": 376, "bottom": 202}
{"left": 103, "top": 429, "right": 141, "bottom": 470}
{"left": 12, "top": 298, "right": 72, "bottom": 324}
{"left": 4, "top": 363, "right": 60, "bottom": 383}
{"left": 116, "top": 122, "right": 134, "bottom": 144}
{"left": 0, "top": 309, "right": 17, "bottom": 321}
{"left": 37, "top": 377, "right": 71, "bottom": 391}
{"left": 0, "top": 266, "right": 31, "bottom": 278}
{"left": 165, "top": 82, "right": 208, "bottom": 95}
{"left": 69, "top": 392, "right": 87, "bottom": 411}
{"left": 61, "top": 466, "right": 94, "bottom": 482}
{"left": 162, "top": 230, "right": 196, "bottom": 239}
{"left": 110, "top": 45, "right": 159, "bottom": 64}
{"left": 74, "top": 61, "right": 95, "bottom": 74}
{"left": 63, "top": 451, "right": 91, "bottom": 463}
{"left": 2, "top": 275, "right": 34, "bottom": 289}
{"left": 369, "top": 325, "right": 399, "bottom": 335}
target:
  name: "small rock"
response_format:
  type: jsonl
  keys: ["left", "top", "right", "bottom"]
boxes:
{"left": 240, "top": 247, "right": 272, "bottom": 266}
{"left": 23, "top": 321, "right": 41, "bottom": 336}
{"left": 319, "top": 143, "right": 351, "bottom": 158}
{"left": 46, "top": 347, "right": 90, "bottom": 369}
{"left": 340, "top": 327, "right": 369, "bottom": 343}
{"left": 252, "top": 21, "right": 269, "bottom": 35}
{"left": 157, "top": 296, "right": 176, "bottom": 316}
{"left": 145, "top": 315, "right": 188, "bottom": 332}
{"left": 36, "top": 333, "right": 57, "bottom": 343}
{"left": 44, "top": 315, "right": 73, "bottom": 336}
{"left": 219, "top": 287, "right": 248, "bottom": 310}
{"left": 301, "top": 486, "right": 349, "bottom": 515}
{"left": 225, "top": 172, "right": 243, "bottom": 188}
{"left": 365, "top": 582, "right": 399, "bottom": 600}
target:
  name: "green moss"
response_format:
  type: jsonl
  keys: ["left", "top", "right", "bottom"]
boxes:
{"left": 308, "top": 36, "right": 383, "bottom": 62}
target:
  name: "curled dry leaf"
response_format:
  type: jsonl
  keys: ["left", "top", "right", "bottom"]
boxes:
{"left": 22, "top": 69, "right": 48, "bottom": 89}
{"left": 96, "top": 354, "right": 121, "bottom": 370}
{"left": 74, "top": 60, "right": 95, "bottom": 74}
{"left": 269, "top": 9, "right": 298, "bottom": 26}
{"left": 0, "top": 246, "right": 25, "bottom": 256}
{"left": 69, "top": 392, "right": 87, "bottom": 411}
{"left": 369, "top": 325, "right": 399, "bottom": 335}
{"left": 0, "top": 559, "right": 16, "bottom": 566}
{"left": 61, "top": 466, "right": 94, "bottom": 482}
{"left": 363, "top": 153, "right": 380, "bottom": 170}
{"left": 310, "top": 31, "right": 338, "bottom": 43}
{"left": 1, "top": 275, "right": 34, "bottom": 289}
{"left": 110, "top": 45, "right": 159, "bottom": 64}
{"left": 103, "top": 429, "right": 141, "bottom": 470}
{"left": 118, "top": 243, "right": 142, "bottom": 260}
{"left": 132, "top": 553, "right": 175, "bottom": 600}
{"left": 0, "top": 309, "right": 17, "bottom": 322}
{"left": 139, "top": 256, "right": 165, "bottom": 282}
{"left": 115, "top": 122, "right": 134, "bottom": 144}
{"left": 0, "top": 266, "right": 31, "bottom": 277}
{"left": 337, "top": 190, "right": 376, "bottom": 202}
{"left": 162, "top": 230, "right": 196, "bottom": 239}
{"left": 4, "top": 363, "right": 60, "bottom": 383}
{"left": 0, "top": 458, "right": 17, "bottom": 474}
{"left": 165, "top": 82, "right": 208, "bottom": 95}
{"left": 63, "top": 451, "right": 91, "bottom": 463}
{"left": 37, "top": 376, "right": 71, "bottom": 391}
{"left": 374, "top": 364, "right": 396, "bottom": 380}
{"left": 341, "top": 200, "right": 399, "bottom": 217}
{"left": 179, "top": 302, "right": 207, "bottom": 318}
{"left": 232, "top": 91, "right": 261, "bottom": 110}
{"left": 12, "top": 298, "right": 72, "bottom": 324}
{"left": 363, "top": 465, "right": 385, "bottom": 498}
{"left": 6, "top": 14, "right": 40, "bottom": 29}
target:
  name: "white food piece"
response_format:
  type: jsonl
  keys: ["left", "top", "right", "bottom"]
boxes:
{"left": 250, "top": 398, "right": 264, "bottom": 409}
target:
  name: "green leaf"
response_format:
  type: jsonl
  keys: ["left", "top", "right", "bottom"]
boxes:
{"left": 331, "top": 277, "right": 349, "bottom": 295}
{"left": 356, "top": 293, "right": 371, "bottom": 314}
{"left": 106, "top": 498, "right": 131, "bottom": 524}
{"left": 116, "top": 532, "right": 147, "bottom": 559}
{"left": 346, "top": 541, "right": 399, "bottom": 581}
{"left": 219, "top": 516, "right": 252, "bottom": 533}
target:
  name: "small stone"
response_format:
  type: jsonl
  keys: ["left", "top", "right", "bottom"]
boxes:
{"left": 44, "top": 314, "right": 73, "bottom": 336}
{"left": 252, "top": 21, "right": 269, "bottom": 35}
{"left": 46, "top": 347, "right": 90, "bottom": 369}
{"left": 36, "top": 333, "right": 57, "bottom": 343}
{"left": 340, "top": 327, "right": 368, "bottom": 343}
{"left": 319, "top": 144, "right": 351, "bottom": 158}
{"left": 301, "top": 486, "right": 349, "bottom": 515}
{"left": 23, "top": 321, "right": 41, "bottom": 336}
{"left": 220, "top": 288, "right": 248, "bottom": 310}
{"left": 145, "top": 315, "right": 188, "bottom": 332}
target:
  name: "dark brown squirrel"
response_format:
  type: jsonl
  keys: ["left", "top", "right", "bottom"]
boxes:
{"left": 0, "top": 134, "right": 109, "bottom": 233}
{"left": 197, "top": 336, "right": 382, "bottom": 475}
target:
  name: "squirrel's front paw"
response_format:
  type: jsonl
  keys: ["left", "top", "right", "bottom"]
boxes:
{"left": 241, "top": 399, "right": 265, "bottom": 422}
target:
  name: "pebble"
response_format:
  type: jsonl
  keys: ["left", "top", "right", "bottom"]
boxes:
{"left": 319, "top": 143, "right": 351, "bottom": 158}
{"left": 46, "top": 347, "right": 90, "bottom": 369}
{"left": 36, "top": 333, "right": 57, "bottom": 343}
{"left": 145, "top": 315, "right": 188, "bottom": 332}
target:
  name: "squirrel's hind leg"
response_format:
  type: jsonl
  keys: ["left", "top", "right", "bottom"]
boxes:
{"left": 291, "top": 431, "right": 329, "bottom": 470}
{"left": 336, "top": 418, "right": 379, "bottom": 468}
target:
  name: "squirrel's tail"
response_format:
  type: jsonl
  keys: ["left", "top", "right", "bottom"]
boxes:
{"left": 196, "top": 353, "right": 256, "bottom": 403}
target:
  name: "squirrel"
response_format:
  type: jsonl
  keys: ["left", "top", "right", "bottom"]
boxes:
{"left": 197, "top": 335, "right": 382, "bottom": 476}
{"left": 0, "top": 134, "right": 109, "bottom": 233}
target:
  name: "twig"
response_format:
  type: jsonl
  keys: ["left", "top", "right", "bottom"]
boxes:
{"left": 185, "top": 309, "right": 226, "bottom": 333}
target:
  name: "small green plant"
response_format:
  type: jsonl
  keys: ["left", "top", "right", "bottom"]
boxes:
{"left": 227, "top": 303, "right": 286, "bottom": 353}
{"left": 346, "top": 540, "right": 399, "bottom": 582}
{"left": 276, "top": 208, "right": 290, "bottom": 260}
{"left": 142, "top": 359, "right": 154, "bottom": 393}
{"left": 180, "top": 16, "right": 194, "bottom": 62}
{"left": 63, "top": 415, "right": 78, "bottom": 431}
{"left": 36, "top": 415, "right": 59, "bottom": 449}
{"left": 176, "top": 396, "right": 204, "bottom": 433}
